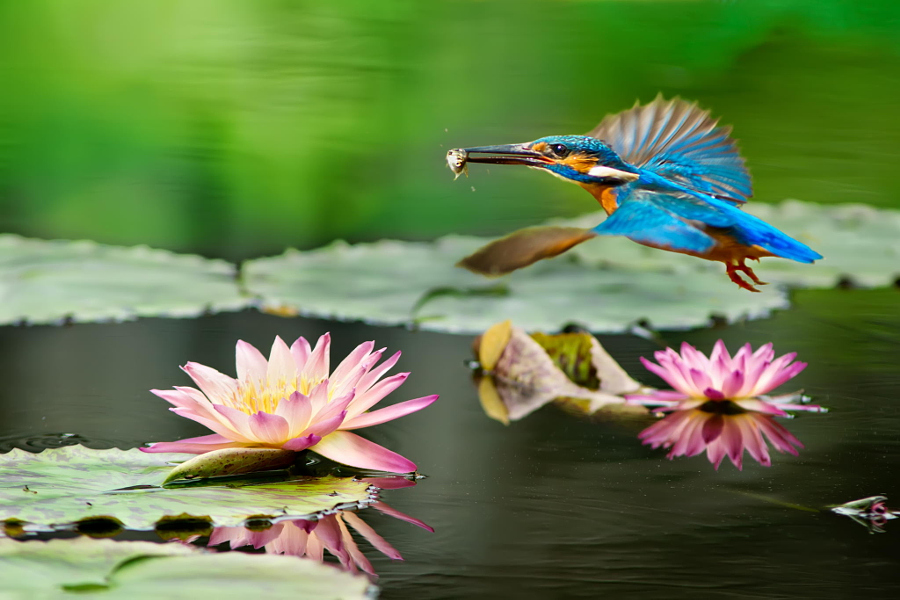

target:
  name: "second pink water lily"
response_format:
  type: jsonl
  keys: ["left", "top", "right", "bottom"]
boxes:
{"left": 141, "top": 334, "right": 438, "bottom": 473}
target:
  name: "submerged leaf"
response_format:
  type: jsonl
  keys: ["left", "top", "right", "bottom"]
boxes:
{"left": 0, "top": 538, "right": 371, "bottom": 599}
{"left": 162, "top": 448, "right": 299, "bottom": 485}
{"left": 0, "top": 235, "right": 250, "bottom": 325}
{"left": 0, "top": 445, "right": 372, "bottom": 531}
{"left": 474, "top": 324, "right": 647, "bottom": 422}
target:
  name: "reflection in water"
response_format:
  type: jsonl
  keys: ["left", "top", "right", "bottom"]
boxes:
{"left": 209, "top": 499, "right": 432, "bottom": 577}
{"left": 833, "top": 496, "right": 899, "bottom": 534}
{"left": 627, "top": 340, "right": 825, "bottom": 469}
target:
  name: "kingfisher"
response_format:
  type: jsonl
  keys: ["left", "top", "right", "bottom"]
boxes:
{"left": 448, "top": 96, "right": 821, "bottom": 292}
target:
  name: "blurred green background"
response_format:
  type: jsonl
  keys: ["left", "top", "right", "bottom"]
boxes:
{"left": 1, "top": 0, "right": 898, "bottom": 261}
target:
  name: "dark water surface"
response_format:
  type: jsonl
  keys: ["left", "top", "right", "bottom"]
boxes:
{"left": 1, "top": 288, "right": 898, "bottom": 599}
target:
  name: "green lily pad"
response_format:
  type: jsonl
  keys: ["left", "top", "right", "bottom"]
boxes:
{"left": 0, "top": 537, "right": 371, "bottom": 599}
{"left": 243, "top": 236, "right": 788, "bottom": 334}
{"left": 0, "top": 235, "right": 250, "bottom": 325}
{"left": 560, "top": 200, "right": 900, "bottom": 288}
{"left": 0, "top": 445, "right": 373, "bottom": 531}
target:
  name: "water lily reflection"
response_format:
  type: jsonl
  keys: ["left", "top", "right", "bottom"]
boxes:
{"left": 210, "top": 499, "right": 432, "bottom": 577}
{"left": 628, "top": 341, "right": 824, "bottom": 469}
{"left": 832, "top": 496, "right": 898, "bottom": 534}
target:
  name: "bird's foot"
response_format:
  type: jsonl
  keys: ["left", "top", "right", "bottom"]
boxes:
{"left": 726, "top": 259, "right": 768, "bottom": 292}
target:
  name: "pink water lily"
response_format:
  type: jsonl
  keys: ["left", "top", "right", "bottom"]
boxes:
{"left": 209, "top": 500, "right": 432, "bottom": 577}
{"left": 141, "top": 334, "right": 438, "bottom": 473}
{"left": 627, "top": 340, "right": 823, "bottom": 469}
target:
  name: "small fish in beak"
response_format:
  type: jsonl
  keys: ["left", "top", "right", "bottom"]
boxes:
{"left": 447, "top": 148, "right": 468, "bottom": 179}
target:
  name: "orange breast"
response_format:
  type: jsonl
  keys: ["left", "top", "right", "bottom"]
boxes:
{"left": 580, "top": 184, "right": 619, "bottom": 215}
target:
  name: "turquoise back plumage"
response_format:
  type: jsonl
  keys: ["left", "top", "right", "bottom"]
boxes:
{"left": 587, "top": 96, "right": 821, "bottom": 264}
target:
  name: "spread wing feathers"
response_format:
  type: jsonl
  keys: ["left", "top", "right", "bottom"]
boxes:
{"left": 592, "top": 193, "right": 717, "bottom": 254}
{"left": 587, "top": 95, "right": 752, "bottom": 203}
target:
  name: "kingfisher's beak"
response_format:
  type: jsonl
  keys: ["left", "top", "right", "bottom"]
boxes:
{"left": 455, "top": 144, "right": 552, "bottom": 167}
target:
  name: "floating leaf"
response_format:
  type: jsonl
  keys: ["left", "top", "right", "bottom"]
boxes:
{"left": 244, "top": 236, "right": 787, "bottom": 334}
{"left": 559, "top": 200, "right": 900, "bottom": 288}
{"left": 0, "top": 235, "right": 250, "bottom": 325}
{"left": 0, "top": 445, "right": 373, "bottom": 531}
{"left": 0, "top": 538, "right": 371, "bottom": 599}
{"left": 473, "top": 323, "right": 648, "bottom": 423}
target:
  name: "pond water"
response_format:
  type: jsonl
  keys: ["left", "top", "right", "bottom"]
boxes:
{"left": 1, "top": 287, "right": 898, "bottom": 598}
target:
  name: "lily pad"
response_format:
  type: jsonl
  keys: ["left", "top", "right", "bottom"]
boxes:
{"left": 0, "top": 537, "right": 371, "bottom": 599}
{"left": 559, "top": 200, "right": 900, "bottom": 288}
{"left": 0, "top": 445, "right": 373, "bottom": 531}
{"left": 243, "top": 236, "right": 787, "bottom": 335}
{"left": 0, "top": 235, "right": 250, "bottom": 325}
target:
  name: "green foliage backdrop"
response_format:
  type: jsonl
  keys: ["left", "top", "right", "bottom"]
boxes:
{"left": 1, "top": 0, "right": 898, "bottom": 260}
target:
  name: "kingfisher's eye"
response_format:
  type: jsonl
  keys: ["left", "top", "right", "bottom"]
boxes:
{"left": 550, "top": 143, "right": 569, "bottom": 157}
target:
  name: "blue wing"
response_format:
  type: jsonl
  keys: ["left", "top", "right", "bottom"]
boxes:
{"left": 591, "top": 192, "right": 716, "bottom": 254}
{"left": 593, "top": 190, "right": 822, "bottom": 264}
{"left": 588, "top": 95, "right": 752, "bottom": 203}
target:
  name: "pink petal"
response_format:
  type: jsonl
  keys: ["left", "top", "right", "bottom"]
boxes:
{"left": 307, "top": 380, "right": 330, "bottom": 416}
{"left": 181, "top": 363, "right": 238, "bottom": 403}
{"left": 720, "top": 370, "right": 745, "bottom": 398}
{"left": 361, "top": 477, "right": 418, "bottom": 490}
{"left": 734, "top": 398, "right": 788, "bottom": 417}
{"left": 689, "top": 369, "right": 712, "bottom": 394}
{"left": 701, "top": 414, "right": 724, "bottom": 443}
{"left": 248, "top": 412, "right": 290, "bottom": 445}
{"left": 151, "top": 388, "right": 224, "bottom": 425}
{"left": 140, "top": 436, "right": 241, "bottom": 454}
{"left": 290, "top": 337, "right": 312, "bottom": 370}
{"left": 703, "top": 388, "right": 725, "bottom": 400}
{"left": 341, "top": 395, "right": 438, "bottom": 430}
{"left": 282, "top": 433, "right": 321, "bottom": 451}
{"left": 266, "top": 336, "right": 297, "bottom": 384}
{"left": 755, "top": 416, "right": 803, "bottom": 455}
{"left": 372, "top": 500, "right": 434, "bottom": 532}
{"left": 306, "top": 411, "right": 348, "bottom": 439}
{"left": 357, "top": 350, "right": 401, "bottom": 392}
{"left": 706, "top": 438, "right": 727, "bottom": 469}
{"left": 710, "top": 339, "right": 732, "bottom": 364}
{"left": 721, "top": 418, "right": 745, "bottom": 469}
{"left": 312, "top": 516, "right": 347, "bottom": 564}
{"left": 752, "top": 343, "right": 775, "bottom": 363}
{"left": 335, "top": 517, "right": 375, "bottom": 575}
{"left": 736, "top": 415, "right": 770, "bottom": 466}
{"left": 169, "top": 407, "right": 253, "bottom": 443}
{"left": 269, "top": 521, "right": 309, "bottom": 556}
{"left": 235, "top": 340, "right": 268, "bottom": 382}
{"left": 211, "top": 404, "right": 255, "bottom": 440}
{"left": 640, "top": 357, "right": 691, "bottom": 394}
{"left": 331, "top": 341, "right": 376, "bottom": 388}
{"left": 343, "top": 511, "right": 402, "bottom": 560}
{"left": 346, "top": 373, "right": 410, "bottom": 418}
{"left": 301, "top": 333, "right": 331, "bottom": 383}
{"left": 311, "top": 431, "right": 417, "bottom": 473}
{"left": 314, "top": 391, "right": 356, "bottom": 424}
{"left": 761, "top": 362, "right": 807, "bottom": 393}
{"left": 275, "top": 391, "right": 313, "bottom": 438}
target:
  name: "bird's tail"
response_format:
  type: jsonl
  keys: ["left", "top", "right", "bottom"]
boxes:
{"left": 730, "top": 210, "right": 822, "bottom": 263}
